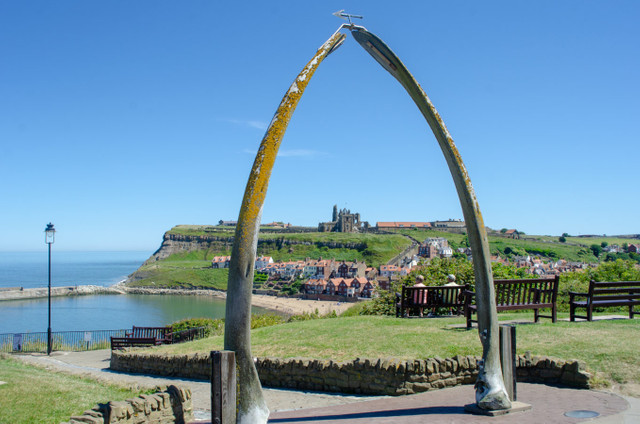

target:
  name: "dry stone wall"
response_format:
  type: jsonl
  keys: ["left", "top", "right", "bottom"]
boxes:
{"left": 111, "top": 351, "right": 591, "bottom": 396}
{"left": 61, "top": 385, "right": 192, "bottom": 424}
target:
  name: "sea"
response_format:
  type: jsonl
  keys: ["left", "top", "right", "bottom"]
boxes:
{"left": 0, "top": 251, "right": 253, "bottom": 335}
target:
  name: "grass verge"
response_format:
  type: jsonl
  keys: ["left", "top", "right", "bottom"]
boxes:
{"left": 0, "top": 354, "right": 145, "bottom": 424}
{"left": 148, "top": 313, "right": 639, "bottom": 388}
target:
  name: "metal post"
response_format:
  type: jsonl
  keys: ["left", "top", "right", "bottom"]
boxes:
{"left": 47, "top": 241, "right": 52, "bottom": 355}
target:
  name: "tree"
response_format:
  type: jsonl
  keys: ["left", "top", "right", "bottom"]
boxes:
{"left": 601, "top": 241, "right": 608, "bottom": 248}
{"left": 590, "top": 244, "right": 603, "bottom": 257}
{"left": 500, "top": 228, "right": 508, "bottom": 233}
{"left": 559, "top": 236, "right": 566, "bottom": 243}
{"left": 562, "top": 233, "right": 570, "bottom": 238}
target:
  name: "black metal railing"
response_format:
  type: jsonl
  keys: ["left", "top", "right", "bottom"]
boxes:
{"left": 1, "top": 326, "right": 208, "bottom": 353}
{"left": 0, "top": 329, "right": 127, "bottom": 353}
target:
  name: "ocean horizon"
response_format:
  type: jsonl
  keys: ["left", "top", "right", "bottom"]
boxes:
{"left": 0, "top": 250, "right": 267, "bottom": 335}
{"left": 0, "top": 250, "right": 153, "bottom": 289}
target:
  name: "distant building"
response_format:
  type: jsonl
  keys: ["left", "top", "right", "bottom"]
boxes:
{"left": 419, "top": 237, "right": 450, "bottom": 259}
{"left": 218, "top": 220, "right": 237, "bottom": 226}
{"left": 318, "top": 205, "right": 369, "bottom": 233}
{"left": 432, "top": 219, "right": 465, "bottom": 230}
{"left": 263, "top": 222, "right": 291, "bottom": 229}
{"left": 211, "top": 256, "right": 231, "bottom": 268}
{"left": 376, "top": 222, "right": 432, "bottom": 229}
{"left": 504, "top": 229, "right": 520, "bottom": 239}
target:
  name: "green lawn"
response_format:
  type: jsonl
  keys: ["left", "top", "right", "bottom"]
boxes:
{"left": 149, "top": 313, "right": 639, "bottom": 388}
{"left": 0, "top": 355, "right": 145, "bottom": 424}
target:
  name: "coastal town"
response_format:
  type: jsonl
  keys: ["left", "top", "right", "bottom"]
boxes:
{"left": 208, "top": 233, "right": 640, "bottom": 300}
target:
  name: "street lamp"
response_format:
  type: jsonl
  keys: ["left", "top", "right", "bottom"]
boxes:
{"left": 45, "top": 223, "right": 55, "bottom": 355}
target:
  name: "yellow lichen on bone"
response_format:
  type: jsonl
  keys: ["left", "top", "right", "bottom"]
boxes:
{"left": 235, "top": 31, "right": 345, "bottom": 251}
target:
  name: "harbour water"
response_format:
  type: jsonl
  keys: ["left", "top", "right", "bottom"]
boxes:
{"left": 0, "top": 251, "right": 259, "bottom": 335}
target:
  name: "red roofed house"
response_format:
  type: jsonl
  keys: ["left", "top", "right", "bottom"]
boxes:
{"left": 211, "top": 256, "right": 231, "bottom": 269}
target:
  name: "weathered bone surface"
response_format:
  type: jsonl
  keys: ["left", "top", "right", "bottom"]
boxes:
{"left": 225, "top": 24, "right": 511, "bottom": 422}
{"left": 350, "top": 26, "right": 511, "bottom": 410}
{"left": 223, "top": 28, "right": 347, "bottom": 424}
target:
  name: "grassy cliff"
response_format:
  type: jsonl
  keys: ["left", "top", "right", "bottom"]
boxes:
{"left": 127, "top": 226, "right": 412, "bottom": 289}
{"left": 127, "top": 225, "right": 638, "bottom": 290}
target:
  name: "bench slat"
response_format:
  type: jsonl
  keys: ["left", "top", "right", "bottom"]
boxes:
{"left": 398, "top": 285, "right": 468, "bottom": 318}
{"left": 570, "top": 280, "right": 639, "bottom": 321}
{"left": 464, "top": 276, "right": 559, "bottom": 328}
{"left": 590, "top": 281, "right": 640, "bottom": 288}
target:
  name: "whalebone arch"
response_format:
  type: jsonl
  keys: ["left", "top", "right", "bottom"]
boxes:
{"left": 225, "top": 25, "right": 510, "bottom": 424}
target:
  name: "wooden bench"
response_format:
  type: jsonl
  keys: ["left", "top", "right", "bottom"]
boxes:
{"left": 569, "top": 280, "right": 640, "bottom": 321}
{"left": 110, "top": 326, "right": 174, "bottom": 350}
{"left": 464, "top": 276, "right": 559, "bottom": 329}
{"left": 110, "top": 337, "right": 162, "bottom": 350}
{"left": 125, "top": 326, "right": 174, "bottom": 344}
{"left": 397, "top": 285, "right": 469, "bottom": 318}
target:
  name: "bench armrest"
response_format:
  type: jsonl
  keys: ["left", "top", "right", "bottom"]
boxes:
{"left": 463, "top": 290, "right": 475, "bottom": 305}
{"left": 568, "top": 291, "right": 588, "bottom": 301}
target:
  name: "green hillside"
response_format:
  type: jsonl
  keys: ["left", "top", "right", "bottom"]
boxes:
{"left": 127, "top": 227, "right": 412, "bottom": 289}
{"left": 388, "top": 228, "right": 640, "bottom": 263}
{"left": 127, "top": 225, "right": 638, "bottom": 290}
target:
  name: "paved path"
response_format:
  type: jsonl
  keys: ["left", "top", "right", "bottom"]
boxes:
{"left": 14, "top": 350, "right": 384, "bottom": 421}
{"left": 14, "top": 350, "right": 640, "bottom": 423}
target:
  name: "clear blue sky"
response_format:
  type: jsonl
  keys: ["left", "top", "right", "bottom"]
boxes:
{"left": 1, "top": 1, "right": 638, "bottom": 251}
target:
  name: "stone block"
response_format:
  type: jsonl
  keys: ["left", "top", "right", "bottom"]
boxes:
{"left": 468, "top": 356, "right": 478, "bottom": 368}
{"left": 457, "top": 355, "right": 470, "bottom": 370}
{"left": 128, "top": 398, "right": 146, "bottom": 414}
{"left": 540, "top": 368, "right": 561, "bottom": 379}
{"left": 431, "top": 380, "right": 446, "bottom": 389}
{"left": 433, "top": 356, "right": 446, "bottom": 371}
{"left": 410, "top": 382, "right": 432, "bottom": 393}
{"left": 443, "top": 377, "right": 458, "bottom": 387}
{"left": 68, "top": 416, "right": 102, "bottom": 424}
{"left": 428, "top": 373, "right": 441, "bottom": 383}
{"left": 108, "top": 401, "right": 132, "bottom": 420}
{"left": 406, "top": 361, "right": 414, "bottom": 373}
{"left": 407, "top": 374, "right": 428, "bottom": 383}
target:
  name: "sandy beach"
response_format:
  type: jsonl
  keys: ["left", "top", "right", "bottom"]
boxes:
{"left": 250, "top": 294, "right": 356, "bottom": 316}
{"left": 121, "top": 283, "right": 358, "bottom": 316}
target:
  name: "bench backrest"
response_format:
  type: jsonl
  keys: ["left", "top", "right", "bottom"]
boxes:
{"left": 492, "top": 276, "right": 560, "bottom": 306}
{"left": 131, "top": 326, "right": 170, "bottom": 339}
{"left": 588, "top": 280, "right": 640, "bottom": 301}
{"left": 401, "top": 285, "right": 468, "bottom": 308}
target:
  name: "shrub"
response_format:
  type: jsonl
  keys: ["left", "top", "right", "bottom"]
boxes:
{"left": 251, "top": 314, "right": 286, "bottom": 329}
{"left": 170, "top": 317, "right": 224, "bottom": 337}
{"left": 356, "top": 257, "right": 535, "bottom": 317}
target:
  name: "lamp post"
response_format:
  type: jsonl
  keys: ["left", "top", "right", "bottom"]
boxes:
{"left": 45, "top": 223, "right": 55, "bottom": 355}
